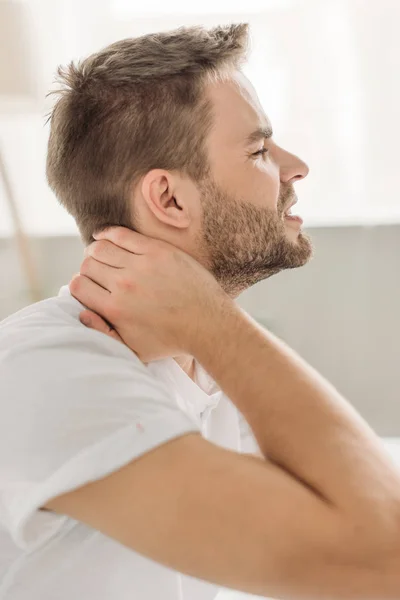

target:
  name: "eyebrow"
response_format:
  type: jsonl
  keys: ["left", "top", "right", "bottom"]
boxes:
{"left": 244, "top": 125, "right": 274, "bottom": 145}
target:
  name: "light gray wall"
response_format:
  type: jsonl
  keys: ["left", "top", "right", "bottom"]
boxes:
{"left": 239, "top": 224, "right": 400, "bottom": 436}
{"left": 1, "top": 224, "right": 399, "bottom": 436}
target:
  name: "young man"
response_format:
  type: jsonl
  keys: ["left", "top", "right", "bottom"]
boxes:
{"left": 0, "top": 23, "right": 399, "bottom": 600}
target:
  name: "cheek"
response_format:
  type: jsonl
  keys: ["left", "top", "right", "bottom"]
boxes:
{"left": 247, "top": 166, "right": 279, "bottom": 209}
{"left": 214, "top": 156, "right": 279, "bottom": 208}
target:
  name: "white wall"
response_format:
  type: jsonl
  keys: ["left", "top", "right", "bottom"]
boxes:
{"left": 1, "top": 0, "right": 400, "bottom": 238}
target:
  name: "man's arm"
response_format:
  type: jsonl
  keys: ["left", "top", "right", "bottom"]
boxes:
{"left": 69, "top": 227, "right": 400, "bottom": 594}
{"left": 190, "top": 301, "right": 400, "bottom": 563}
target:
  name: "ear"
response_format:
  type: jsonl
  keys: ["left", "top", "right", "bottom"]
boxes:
{"left": 140, "top": 169, "right": 191, "bottom": 229}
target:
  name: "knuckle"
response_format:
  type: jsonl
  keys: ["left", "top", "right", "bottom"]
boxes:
{"left": 80, "top": 256, "right": 92, "bottom": 272}
{"left": 118, "top": 276, "right": 135, "bottom": 292}
{"left": 91, "top": 239, "right": 109, "bottom": 258}
{"left": 113, "top": 227, "right": 128, "bottom": 244}
{"left": 69, "top": 274, "right": 82, "bottom": 293}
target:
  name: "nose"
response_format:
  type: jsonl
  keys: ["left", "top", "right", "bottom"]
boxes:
{"left": 297, "top": 159, "right": 309, "bottom": 179}
{"left": 279, "top": 148, "right": 309, "bottom": 183}
{"left": 289, "top": 156, "right": 309, "bottom": 182}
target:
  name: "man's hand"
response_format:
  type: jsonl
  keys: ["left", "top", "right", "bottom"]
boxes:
{"left": 69, "top": 226, "right": 228, "bottom": 363}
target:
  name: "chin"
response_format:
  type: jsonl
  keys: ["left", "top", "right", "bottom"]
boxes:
{"left": 285, "top": 226, "right": 302, "bottom": 240}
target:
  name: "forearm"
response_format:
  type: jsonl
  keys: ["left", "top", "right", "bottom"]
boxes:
{"left": 190, "top": 299, "right": 400, "bottom": 541}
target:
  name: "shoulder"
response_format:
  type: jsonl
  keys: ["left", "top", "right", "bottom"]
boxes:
{"left": 0, "top": 293, "right": 172, "bottom": 415}
{"left": 0, "top": 289, "right": 141, "bottom": 366}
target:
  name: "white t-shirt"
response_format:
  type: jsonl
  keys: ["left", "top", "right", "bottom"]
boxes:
{"left": 0, "top": 284, "right": 260, "bottom": 600}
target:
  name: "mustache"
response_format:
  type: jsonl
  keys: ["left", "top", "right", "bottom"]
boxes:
{"left": 279, "top": 192, "right": 297, "bottom": 213}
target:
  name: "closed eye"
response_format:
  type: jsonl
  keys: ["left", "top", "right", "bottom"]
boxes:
{"left": 252, "top": 148, "right": 269, "bottom": 157}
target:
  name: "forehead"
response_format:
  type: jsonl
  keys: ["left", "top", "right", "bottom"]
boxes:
{"left": 205, "top": 71, "right": 271, "bottom": 145}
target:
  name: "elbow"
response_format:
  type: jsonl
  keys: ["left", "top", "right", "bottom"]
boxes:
{"left": 281, "top": 520, "right": 400, "bottom": 600}
{"left": 342, "top": 509, "right": 400, "bottom": 596}
{"left": 344, "top": 510, "right": 400, "bottom": 568}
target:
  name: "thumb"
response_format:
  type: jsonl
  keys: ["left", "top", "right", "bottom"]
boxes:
{"left": 79, "top": 310, "right": 124, "bottom": 344}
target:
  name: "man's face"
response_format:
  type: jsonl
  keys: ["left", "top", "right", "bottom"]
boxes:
{"left": 195, "top": 70, "right": 315, "bottom": 297}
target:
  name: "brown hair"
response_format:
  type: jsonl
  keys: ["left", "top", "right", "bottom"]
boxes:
{"left": 45, "top": 23, "right": 250, "bottom": 246}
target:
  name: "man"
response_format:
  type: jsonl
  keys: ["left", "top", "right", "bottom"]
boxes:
{"left": 0, "top": 23, "right": 399, "bottom": 600}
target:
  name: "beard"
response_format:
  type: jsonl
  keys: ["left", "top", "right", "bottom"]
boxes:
{"left": 195, "top": 176, "right": 315, "bottom": 298}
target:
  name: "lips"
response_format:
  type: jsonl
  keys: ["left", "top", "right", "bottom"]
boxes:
{"left": 283, "top": 198, "right": 298, "bottom": 216}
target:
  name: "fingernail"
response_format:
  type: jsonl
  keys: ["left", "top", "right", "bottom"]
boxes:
{"left": 81, "top": 316, "right": 92, "bottom": 327}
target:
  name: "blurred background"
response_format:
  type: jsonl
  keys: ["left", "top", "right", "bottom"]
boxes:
{"left": 0, "top": 0, "right": 399, "bottom": 438}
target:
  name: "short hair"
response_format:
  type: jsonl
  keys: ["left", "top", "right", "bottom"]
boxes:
{"left": 45, "top": 23, "right": 250, "bottom": 246}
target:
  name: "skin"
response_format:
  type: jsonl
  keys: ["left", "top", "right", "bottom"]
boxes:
{"left": 83, "top": 70, "right": 314, "bottom": 380}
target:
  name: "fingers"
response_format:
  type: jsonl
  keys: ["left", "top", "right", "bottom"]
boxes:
{"left": 80, "top": 310, "right": 108, "bottom": 330}
{"left": 93, "top": 226, "right": 156, "bottom": 255}
{"left": 69, "top": 273, "right": 112, "bottom": 320}
{"left": 84, "top": 239, "right": 131, "bottom": 268}
{"left": 80, "top": 310, "right": 125, "bottom": 344}
{"left": 79, "top": 256, "right": 118, "bottom": 293}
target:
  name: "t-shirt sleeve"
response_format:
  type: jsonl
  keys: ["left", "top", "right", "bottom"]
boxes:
{"left": 0, "top": 325, "right": 201, "bottom": 553}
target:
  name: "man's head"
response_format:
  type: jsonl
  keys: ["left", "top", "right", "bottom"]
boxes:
{"left": 46, "top": 23, "right": 314, "bottom": 298}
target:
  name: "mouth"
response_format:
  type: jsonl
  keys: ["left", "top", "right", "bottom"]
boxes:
{"left": 283, "top": 198, "right": 303, "bottom": 225}
{"left": 283, "top": 198, "right": 297, "bottom": 215}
